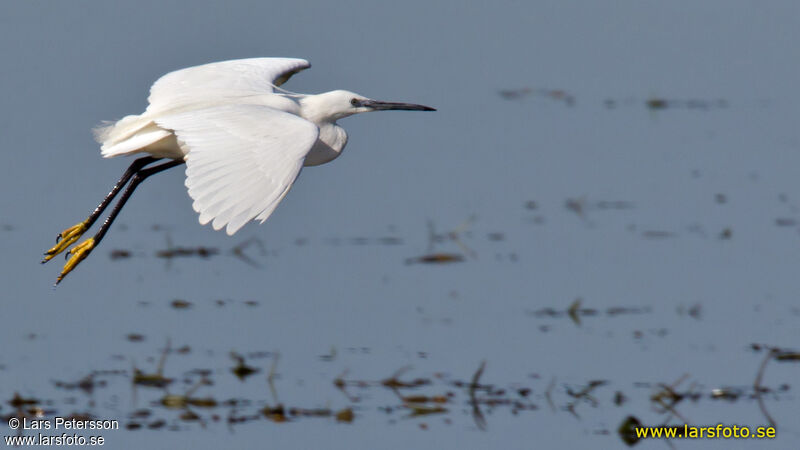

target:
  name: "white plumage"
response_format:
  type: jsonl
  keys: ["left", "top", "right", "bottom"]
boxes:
{"left": 95, "top": 58, "right": 310, "bottom": 159}
{"left": 158, "top": 105, "right": 317, "bottom": 235}
{"left": 43, "top": 57, "right": 434, "bottom": 284}
{"left": 92, "top": 57, "right": 434, "bottom": 235}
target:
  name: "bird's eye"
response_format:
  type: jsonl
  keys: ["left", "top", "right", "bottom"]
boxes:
{"left": 350, "top": 98, "right": 360, "bottom": 107}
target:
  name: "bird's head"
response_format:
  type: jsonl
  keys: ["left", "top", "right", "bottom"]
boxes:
{"left": 302, "top": 90, "right": 435, "bottom": 123}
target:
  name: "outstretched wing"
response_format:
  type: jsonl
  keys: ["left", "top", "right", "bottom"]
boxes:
{"left": 156, "top": 104, "right": 319, "bottom": 235}
{"left": 147, "top": 58, "right": 310, "bottom": 114}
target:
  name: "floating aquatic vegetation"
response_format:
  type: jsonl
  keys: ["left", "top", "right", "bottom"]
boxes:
{"left": 751, "top": 344, "right": 800, "bottom": 427}
{"left": 645, "top": 97, "right": 729, "bottom": 111}
{"left": 565, "top": 380, "right": 607, "bottom": 418}
{"left": 426, "top": 216, "right": 477, "bottom": 258}
{"left": 4, "top": 337, "right": 797, "bottom": 437}
{"left": 8, "top": 392, "right": 39, "bottom": 408}
{"left": 170, "top": 299, "right": 192, "bottom": 309}
{"left": 335, "top": 408, "right": 354, "bottom": 423}
{"left": 126, "top": 333, "right": 145, "bottom": 342}
{"left": 109, "top": 249, "right": 133, "bottom": 260}
{"left": 53, "top": 373, "right": 106, "bottom": 395}
{"left": 617, "top": 415, "right": 643, "bottom": 446}
{"left": 156, "top": 245, "right": 218, "bottom": 259}
{"left": 318, "top": 347, "right": 337, "bottom": 362}
{"left": 230, "top": 352, "right": 259, "bottom": 381}
{"left": 498, "top": 87, "right": 575, "bottom": 106}
{"left": 468, "top": 361, "right": 487, "bottom": 430}
{"left": 709, "top": 387, "right": 743, "bottom": 401}
{"left": 108, "top": 234, "right": 272, "bottom": 268}
{"left": 676, "top": 303, "right": 702, "bottom": 320}
{"left": 262, "top": 404, "right": 287, "bottom": 423}
{"left": 381, "top": 366, "right": 432, "bottom": 390}
{"left": 528, "top": 299, "right": 651, "bottom": 323}
{"left": 405, "top": 404, "right": 447, "bottom": 418}
{"left": 648, "top": 374, "right": 699, "bottom": 423}
{"left": 229, "top": 237, "right": 267, "bottom": 267}
{"left": 613, "top": 391, "right": 627, "bottom": 406}
{"left": 159, "top": 377, "right": 216, "bottom": 410}
{"left": 646, "top": 98, "right": 668, "bottom": 110}
{"left": 132, "top": 341, "right": 173, "bottom": 389}
{"left": 564, "top": 197, "right": 635, "bottom": 226}
{"left": 405, "top": 253, "right": 465, "bottom": 265}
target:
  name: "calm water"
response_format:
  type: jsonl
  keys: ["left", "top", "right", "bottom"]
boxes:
{"left": 1, "top": 1, "right": 799, "bottom": 448}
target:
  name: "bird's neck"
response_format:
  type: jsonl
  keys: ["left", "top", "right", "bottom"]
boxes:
{"left": 304, "top": 123, "right": 348, "bottom": 167}
{"left": 298, "top": 93, "right": 353, "bottom": 124}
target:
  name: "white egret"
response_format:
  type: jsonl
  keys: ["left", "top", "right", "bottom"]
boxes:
{"left": 43, "top": 57, "right": 435, "bottom": 284}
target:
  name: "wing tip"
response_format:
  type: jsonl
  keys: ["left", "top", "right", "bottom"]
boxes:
{"left": 225, "top": 224, "right": 239, "bottom": 236}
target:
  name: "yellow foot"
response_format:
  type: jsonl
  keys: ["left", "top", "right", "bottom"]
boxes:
{"left": 42, "top": 222, "right": 88, "bottom": 263}
{"left": 55, "top": 238, "right": 95, "bottom": 285}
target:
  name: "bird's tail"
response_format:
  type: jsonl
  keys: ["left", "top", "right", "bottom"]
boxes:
{"left": 94, "top": 114, "right": 170, "bottom": 158}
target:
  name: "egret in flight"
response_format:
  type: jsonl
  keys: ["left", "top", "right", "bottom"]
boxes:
{"left": 43, "top": 57, "right": 435, "bottom": 284}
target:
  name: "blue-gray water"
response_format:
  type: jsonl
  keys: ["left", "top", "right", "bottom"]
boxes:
{"left": 1, "top": 1, "right": 798, "bottom": 448}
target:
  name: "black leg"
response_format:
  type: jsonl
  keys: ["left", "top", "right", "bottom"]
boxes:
{"left": 85, "top": 156, "right": 162, "bottom": 232}
{"left": 54, "top": 158, "right": 185, "bottom": 285}
{"left": 43, "top": 156, "right": 163, "bottom": 263}
{"left": 93, "top": 159, "right": 185, "bottom": 244}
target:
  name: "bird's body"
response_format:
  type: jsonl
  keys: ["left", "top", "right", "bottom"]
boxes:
{"left": 97, "top": 59, "right": 349, "bottom": 166}
{"left": 43, "top": 57, "right": 434, "bottom": 284}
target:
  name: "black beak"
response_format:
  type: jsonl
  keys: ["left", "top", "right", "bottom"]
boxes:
{"left": 361, "top": 100, "right": 436, "bottom": 111}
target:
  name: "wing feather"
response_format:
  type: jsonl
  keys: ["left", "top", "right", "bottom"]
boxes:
{"left": 147, "top": 58, "right": 310, "bottom": 115}
{"left": 155, "top": 105, "right": 319, "bottom": 235}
